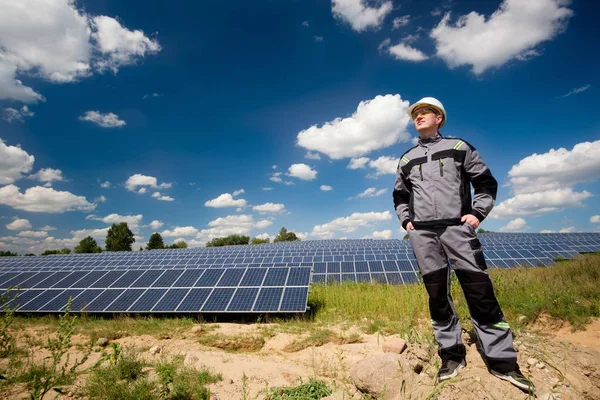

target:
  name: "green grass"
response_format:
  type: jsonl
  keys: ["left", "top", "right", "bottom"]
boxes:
{"left": 264, "top": 378, "right": 332, "bottom": 400}
{"left": 307, "top": 253, "right": 600, "bottom": 332}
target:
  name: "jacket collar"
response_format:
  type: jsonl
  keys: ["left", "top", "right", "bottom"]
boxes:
{"left": 418, "top": 132, "right": 443, "bottom": 146}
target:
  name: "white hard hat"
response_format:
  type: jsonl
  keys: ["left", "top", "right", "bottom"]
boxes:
{"left": 407, "top": 97, "right": 447, "bottom": 128}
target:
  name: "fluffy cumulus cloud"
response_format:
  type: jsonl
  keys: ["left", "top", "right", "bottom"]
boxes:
{"left": 3, "top": 106, "right": 34, "bottom": 122}
{"left": 348, "top": 156, "right": 398, "bottom": 177}
{"left": 252, "top": 203, "right": 285, "bottom": 214}
{"left": 492, "top": 140, "right": 599, "bottom": 219}
{"left": 0, "top": 184, "right": 96, "bottom": 213}
{"left": 161, "top": 226, "right": 199, "bottom": 237}
{"left": 17, "top": 230, "right": 49, "bottom": 238}
{"left": 370, "top": 230, "right": 393, "bottom": 239}
{"left": 305, "top": 152, "right": 321, "bottom": 160}
{"left": 0, "top": 0, "right": 161, "bottom": 103}
{"left": 79, "top": 111, "right": 126, "bottom": 128}
{"left": 492, "top": 189, "right": 592, "bottom": 219}
{"left": 232, "top": 189, "right": 245, "bottom": 197}
{"left": 87, "top": 213, "right": 143, "bottom": 232}
{"left": 430, "top": 0, "right": 574, "bottom": 75}
{"left": 28, "top": 168, "right": 65, "bottom": 185}
{"left": 0, "top": 140, "right": 35, "bottom": 184}
{"left": 125, "top": 174, "right": 172, "bottom": 193}
{"left": 393, "top": 16, "right": 411, "bottom": 29}
{"left": 100, "top": 180, "right": 111, "bottom": 188}
{"left": 311, "top": 211, "right": 392, "bottom": 239}
{"left": 297, "top": 95, "right": 411, "bottom": 159}
{"left": 151, "top": 192, "right": 174, "bottom": 202}
{"left": 387, "top": 42, "right": 428, "bottom": 62}
{"left": 589, "top": 215, "right": 600, "bottom": 223}
{"left": 331, "top": 0, "right": 393, "bottom": 32}
{"left": 149, "top": 220, "right": 163, "bottom": 230}
{"left": 320, "top": 185, "right": 333, "bottom": 191}
{"left": 287, "top": 164, "right": 317, "bottom": 180}
{"left": 6, "top": 218, "right": 32, "bottom": 231}
{"left": 205, "top": 193, "right": 247, "bottom": 208}
{"left": 193, "top": 214, "right": 272, "bottom": 244}
{"left": 499, "top": 218, "right": 529, "bottom": 232}
{"left": 354, "top": 187, "right": 388, "bottom": 198}
{"left": 541, "top": 227, "right": 576, "bottom": 233}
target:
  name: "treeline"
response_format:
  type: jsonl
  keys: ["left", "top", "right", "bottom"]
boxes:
{"left": 1, "top": 224, "right": 302, "bottom": 256}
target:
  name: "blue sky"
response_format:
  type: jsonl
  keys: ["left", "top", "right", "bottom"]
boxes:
{"left": 0, "top": 0, "right": 599, "bottom": 253}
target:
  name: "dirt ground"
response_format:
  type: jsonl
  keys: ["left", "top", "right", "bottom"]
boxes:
{"left": 3, "top": 317, "right": 600, "bottom": 399}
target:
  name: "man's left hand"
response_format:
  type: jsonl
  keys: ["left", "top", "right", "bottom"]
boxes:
{"left": 461, "top": 214, "right": 480, "bottom": 229}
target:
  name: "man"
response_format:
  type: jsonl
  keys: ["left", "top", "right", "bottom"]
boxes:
{"left": 393, "top": 97, "right": 534, "bottom": 392}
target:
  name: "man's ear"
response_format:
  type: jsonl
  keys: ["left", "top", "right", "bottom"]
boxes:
{"left": 436, "top": 114, "right": 443, "bottom": 125}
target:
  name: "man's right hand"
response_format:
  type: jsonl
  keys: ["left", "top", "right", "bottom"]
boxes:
{"left": 406, "top": 221, "right": 414, "bottom": 230}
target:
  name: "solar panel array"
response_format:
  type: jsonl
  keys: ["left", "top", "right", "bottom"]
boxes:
{"left": 0, "top": 232, "right": 598, "bottom": 314}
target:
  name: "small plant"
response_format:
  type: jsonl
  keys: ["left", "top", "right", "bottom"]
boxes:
{"left": 264, "top": 377, "right": 332, "bottom": 400}
{"left": 0, "top": 288, "right": 18, "bottom": 358}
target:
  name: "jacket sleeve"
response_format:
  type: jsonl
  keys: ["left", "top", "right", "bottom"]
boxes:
{"left": 463, "top": 144, "right": 498, "bottom": 222}
{"left": 393, "top": 159, "right": 412, "bottom": 230}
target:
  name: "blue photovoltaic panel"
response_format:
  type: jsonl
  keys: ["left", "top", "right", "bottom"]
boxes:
{"left": 129, "top": 289, "right": 167, "bottom": 312}
{"left": 40, "top": 289, "right": 81, "bottom": 311}
{"left": 105, "top": 289, "right": 145, "bottom": 312}
{"left": 263, "top": 268, "right": 288, "bottom": 286}
{"left": 217, "top": 269, "right": 245, "bottom": 287}
{"left": 152, "top": 270, "right": 183, "bottom": 288}
{"left": 70, "top": 289, "right": 104, "bottom": 311}
{"left": 19, "top": 290, "right": 58, "bottom": 311}
{"left": 279, "top": 287, "right": 308, "bottom": 312}
{"left": 239, "top": 268, "right": 266, "bottom": 286}
{"left": 153, "top": 289, "right": 189, "bottom": 311}
{"left": 130, "top": 270, "right": 164, "bottom": 287}
{"left": 173, "top": 270, "right": 203, "bottom": 287}
{"left": 254, "top": 287, "right": 283, "bottom": 311}
{"left": 86, "top": 290, "right": 122, "bottom": 311}
{"left": 111, "top": 271, "right": 144, "bottom": 288}
{"left": 177, "top": 288, "right": 212, "bottom": 312}
{"left": 202, "top": 288, "right": 235, "bottom": 311}
{"left": 227, "top": 288, "right": 259, "bottom": 312}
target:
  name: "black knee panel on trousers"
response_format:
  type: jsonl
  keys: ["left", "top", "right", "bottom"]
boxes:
{"left": 454, "top": 270, "right": 503, "bottom": 325}
{"left": 422, "top": 268, "right": 453, "bottom": 322}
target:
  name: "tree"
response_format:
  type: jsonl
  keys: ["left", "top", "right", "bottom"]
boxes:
{"left": 403, "top": 234, "right": 409, "bottom": 240}
{"left": 166, "top": 240, "right": 188, "bottom": 249}
{"left": 477, "top": 228, "right": 491, "bottom": 233}
{"left": 206, "top": 235, "right": 250, "bottom": 247}
{"left": 105, "top": 222, "right": 135, "bottom": 252}
{"left": 24, "top": 253, "right": 36, "bottom": 257}
{"left": 273, "top": 227, "right": 300, "bottom": 243}
{"left": 41, "top": 248, "right": 71, "bottom": 256}
{"left": 251, "top": 237, "right": 270, "bottom": 245}
{"left": 146, "top": 232, "right": 165, "bottom": 250}
{"left": 74, "top": 236, "right": 101, "bottom": 254}
{"left": 0, "top": 251, "right": 17, "bottom": 257}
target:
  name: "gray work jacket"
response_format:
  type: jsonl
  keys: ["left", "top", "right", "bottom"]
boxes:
{"left": 393, "top": 134, "right": 498, "bottom": 230}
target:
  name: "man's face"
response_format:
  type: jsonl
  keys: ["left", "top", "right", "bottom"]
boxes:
{"left": 412, "top": 107, "right": 442, "bottom": 134}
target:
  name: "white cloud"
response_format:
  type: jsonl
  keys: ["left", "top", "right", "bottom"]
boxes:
{"left": 0, "top": 184, "right": 96, "bottom": 213}
{"left": 590, "top": 215, "right": 600, "bottom": 224}
{"left": 79, "top": 111, "right": 125, "bottom": 128}
{"left": 6, "top": 218, "right": 31, "bottom": 231}
{"left": 348, "top": 157, "right": 370, "bottom": 169}
{"left": 354, "top": 187, "right": 388, "bottom": 198}
{"left": 287, "top": 164, "right": 317, "bottom": 180}
{"left": 94, "top": 195, "right": 107, "bottom": 203}
{"left": 143, "top": 92, "right": 162, "bottom": 99}
{"left": 305, "top": 152, "right": 321, "bottom": 160}
{"left": 28, "top": 168, "right": 65, "bottom": 184}
{"left": 297, "top": 94, "right": 411, "bottom": 159}
{"left": 302, "top": 21, "right": 310, "bottom": 28}
{"left": 254, "top": 219, "right": 273, "bottom": 229}
{"left": 40, "top": 225, "right": 56, "bottom": 231}
{"left": 138, "top": 188, "right": 148, "bottom": 194}
{"left": 560, "top": 84, "right": 591, "bottom": 98}
{"left": 205, "top": 193, "right": 247, "bottom": 208}
{"left": 430, "top": 0, "right": 574, "bottom": 74}
{"left": 232, "top": 189, "right": 245, "bottom": 196}
{"left": 492, "top": 140, "right": 599, "bottom": 219}
{"left": 125, "top": 174, "right": 171, "bottom": 192}
{"left": 254, "top": 232, "right": 271, "bottom": 241}
{"left": 311, "top": 211, "right": 392, "bottom": 238}
{"left": 367, "top": 156, "right": 397, "bottom": 177}
{"left": 320, "top": 185, "right": 333, "bottom": 191}
{"left": 371, "top": 230, "right": 393, "bottom": 239}
{"left": 507, "top": 140, "right": 600, "bottom": 194}
{"left": 331, "top": 0, "right": 393, "bottom": 32}
{"left": 540, "top": 226, "right": 576, "bottom": 234}
{"left": 149, "top": 220, "right": 163, "bottom": 230}
{"left": 272, "top": 165, "right": 278, "bottom": 169}
{"left": 100, "top": 180, "right": 111, "bottom": 188}
{"left": 0, "top": 140, "right": 35, "bottom": 184}
{"left": 270, "top": 172, "right": 282, "bottom": 183}
{"left": 491, "top": 189, "right": 592, "bottom": 219}
{"left": 71, "top": 227, "right": 109, "bottom": 241}
{"left": 3, "top": 106, "right": 34, "bottom": 122}
{"left": 498, "top": 218, "right": 528, "bottom": 232}
{"left": 252, "top": 203, "right": 285, "bottom": 214}
{"left": 313, "top": 35, "right": 324, "bottom": 43}
{"left": 194, "top": 214, "right": 272, "bottom": 244}
{"left": 90, "top": 213, "right": 143, "bottom": 231}
{"left": 0, "top": 0, "right": 160, "bottom": 103}
{"left": 388, "top": 43, "right": 428, "bottom": 62}
{"left": 161, "top": 226, "right": 199, "bottom": 237}
{"left": 152, "top": 192, "right": 174, "bottom": 201}
{"left": 393, "top": 16, "right": 411, "bottom": 29}
{"left": 17, "top": 230, "right": 49, "bottom": 238}
{"left": 261, "top": 187, "right": 273, "bottom": 191}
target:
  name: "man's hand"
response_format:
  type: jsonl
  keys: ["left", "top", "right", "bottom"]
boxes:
{"left": 406, "top": 221, "right": 415, "bottom": 230}
{"left": 461, "top": 214, "right": 480, "bottom": 229}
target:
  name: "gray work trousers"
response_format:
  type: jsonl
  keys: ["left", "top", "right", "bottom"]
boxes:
{"left": 408, "top": 223, "right": 518, "bottom": 373}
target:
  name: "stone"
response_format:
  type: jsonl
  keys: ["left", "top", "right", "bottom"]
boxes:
{"left": 382, "top": 338, "right": 407, "bottom": 354}
{"left": 184, "top": 352, "right": 200, "bottom": 366}
{"left": 96, "top": 337, "right": 109, "bottom": 347}
{"left": 527, "top": 358, "right": 538, "bottom": 367}
{"left": 536, "top": 362, "right": 546, "bottom": 369}
{"left": 149, "top": 345, "right": 161, "bottom": 355}
{"left": 190, "top": 325, "right": 204, "bottom": 334}
{"left": 518, "top": 315, "right": 527, "bottom": 323}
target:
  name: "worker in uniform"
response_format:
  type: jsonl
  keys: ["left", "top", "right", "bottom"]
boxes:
{"left": 393, "top": 97, "right": 534, "bottom": 392}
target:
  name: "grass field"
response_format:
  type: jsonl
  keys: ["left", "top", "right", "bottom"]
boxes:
{"left": 1, "top": 253, "right": 598, "bottom": 399}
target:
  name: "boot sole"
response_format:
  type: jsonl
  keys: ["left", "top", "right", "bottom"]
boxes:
{"left": 490, "top": 370, "right": 535, "bottom": 392}
{"left": 437, "top": 362, "right": 465, "bottom": 382}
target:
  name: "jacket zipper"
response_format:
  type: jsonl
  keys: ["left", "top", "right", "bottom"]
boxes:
{"left": 419, "top": 164, "right": 423, "bottom": 181}
{"left": 439, "top": 159, "right": 444, "bottom": 177}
